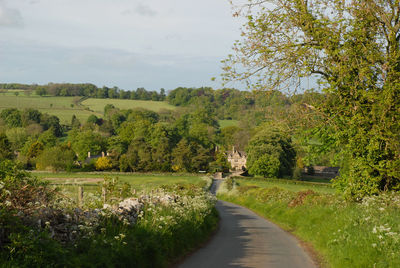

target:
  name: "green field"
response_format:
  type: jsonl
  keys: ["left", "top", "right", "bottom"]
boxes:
{"left": 33, "top": 172, "right": 206, "bottom": 200}
{"left": 82, "top": 98, "right": 176, "bottom": 114}
{"left": 0, "top": 95, "right": 99, "bottom": 123}
{"left": 237, "top": 177, "right": 335, "bottom": 194}
{"left": 0, "top": 95, "right": 176, "bottom": 124}
{"left": 218, "top": 120, "right": 239, "bottom": 128}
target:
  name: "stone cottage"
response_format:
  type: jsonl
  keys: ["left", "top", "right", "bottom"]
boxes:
{"left": 227, "top": 147, "right": 247, "bottom": 171}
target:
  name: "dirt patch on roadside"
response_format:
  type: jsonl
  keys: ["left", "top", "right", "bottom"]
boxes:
{"left": 288, "top": 190, "right": 316, "bottom": 207}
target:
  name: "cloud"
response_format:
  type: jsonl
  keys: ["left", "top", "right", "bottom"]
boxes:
{"left": 134, "top": 4, "right": 157, "bottom": 17}
{"left": 121, "top": 9, "right": 132, "bottom": 16}
{"left": 0, "top": 0, "right": 23, "bottom": 27}
{"left": 165, "top": 34, "right": 182, "bottom": 41}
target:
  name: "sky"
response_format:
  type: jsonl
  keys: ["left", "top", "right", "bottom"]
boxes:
{"left": 0, "top": 0, "right": 245, "bottom": 91}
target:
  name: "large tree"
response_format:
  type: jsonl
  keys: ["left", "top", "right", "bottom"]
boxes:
{"left": 246, "top": 127, "right": 296, "bottom": 177}
{"left": 225, "top": 0, "right": 400, "bottom": 199}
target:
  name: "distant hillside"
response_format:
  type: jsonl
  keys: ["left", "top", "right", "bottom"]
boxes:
{"left": 0, "top": 94, "right": 175, "bottom": 124}
{"left": 82, "top": 98, "right": 176, "bottom": 114}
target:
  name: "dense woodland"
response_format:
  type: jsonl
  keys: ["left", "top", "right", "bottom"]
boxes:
{"left": 0, "top": 85, "right": 330, "bottom": 177}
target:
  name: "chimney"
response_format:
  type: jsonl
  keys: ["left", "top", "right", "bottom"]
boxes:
{"left": 102, "top": 151, "right": 105, "bottom": 157}
{"left": 88, "top": 151, "right": 91, "bottom": 158}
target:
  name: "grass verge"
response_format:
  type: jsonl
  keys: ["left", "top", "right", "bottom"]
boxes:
{"left": 217, "top": 178, "right": 400, "bottom": 268}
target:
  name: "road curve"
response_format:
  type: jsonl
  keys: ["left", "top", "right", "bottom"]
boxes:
{"left": 179, "top": 180, "right": 316, "bottom": 268}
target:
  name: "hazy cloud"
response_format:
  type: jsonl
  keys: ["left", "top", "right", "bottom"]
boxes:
{"left": 0, "top": 0, "right": 244, "bottom": 89}
{"left": 134, "top": 4, "right": 157, "bottom": 17}
{"left": 0, "top": 0, "right": 23, "bottom": 27}
{"left": 165, "top": 34, "right": 182, "bottom": 41}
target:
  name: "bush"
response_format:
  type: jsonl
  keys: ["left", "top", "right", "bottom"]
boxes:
{"left": 36, "top": 145, "right": 76, "bottom": 171}
{"left": 95, "top": 157, "right": 113, "bottom": 171}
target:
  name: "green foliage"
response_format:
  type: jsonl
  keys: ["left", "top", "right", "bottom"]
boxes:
{"left": 95, "top": 157, "right": 113, "bottom": 171}
{"left": 26, "top": 141, "right": 44, "bottom": 159}
{"left": 171, "top": 139, "right": 212, "bottom": 172}
{"left": 218, "top": 179, "right": 400, "bottom": 268}
{"left": 68, "top": 129, "right": 107, "bottom": 161}
{"left": 0, "top": 160, "right": 53, "bottom": 211}
{"left": 225, "top": 0, "right": 400, "bottom": 198}
{"left": 86, "top": 114, "right": 99, "bottom": 125}
{"left": 36, "top": 145, "right": 76, "bottom": 171}
{"left": 0, "top": 167, "right": 218, "bottom": 268}
{"left": 21, "top": 108, "right": 42, "bottom": 126}
{"left": 71, "top": 114, "right": 81, "bottom": 128}
{"left": 246, "top": 127, "right": 296, "bottom": 178}
{"left": 249, "top": 154, "right": 281, "bottom": 178}
{"left": 0, "top": 108, "right": 22, "bottom": 128}
{"left": 5, "top": 127, "right": 29, "bottom": 151}
{"left": 0, "top": 133, "right": 13, "bottom": 161}
{"left": 209, "top": 151, "right": 231, "bottom": 173}
{"left": 35, "top": 87, "right": 47, "bottom": 96}
{"left": 38, "top": 129, "right": 58, "bottom": 147}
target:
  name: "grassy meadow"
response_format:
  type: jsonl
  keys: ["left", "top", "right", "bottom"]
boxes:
{"left": 0, "top": 95, "right": 99, "bottom": 123}
{"left": 238, "top": 177, "right": 335, "bottom": 194}
{"left": 0, "top": 94, "right": 175, "bottom": 124}
{"left": 33, "top": 172, "right": 207, "bottom": 202}
{"left": 218, "top": 119, "right": 239, "bottom": 128}
{"left": 81, "top": 98, "right": 176, "bottom": 114}
{"left": 218, "top": 178, "right": 400, "bottom": 268}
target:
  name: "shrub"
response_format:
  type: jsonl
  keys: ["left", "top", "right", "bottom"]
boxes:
{"left": 95, "top": 157, "right": 112, "bottom": 171}
{"left": 36, "top": 145, "right": 76, "bottom": 171}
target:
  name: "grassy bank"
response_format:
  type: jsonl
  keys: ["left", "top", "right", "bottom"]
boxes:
{"left": 217, "top": 178, "right": 400, "bottom": 268}
{"left": 1, "top": 163, "right": 218, "bottom": 267}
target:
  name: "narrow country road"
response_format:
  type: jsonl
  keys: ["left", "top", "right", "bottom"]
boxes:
{"left": 178, "top": 180, "right": 316, "bottom": 268}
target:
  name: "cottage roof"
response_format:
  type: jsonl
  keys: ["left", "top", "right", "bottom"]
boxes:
{"left": 227, "top": 149, "right": 247, "bottom": 158}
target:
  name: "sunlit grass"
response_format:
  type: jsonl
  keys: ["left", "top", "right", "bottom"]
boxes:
{"left": 82, "top": 98, "right": 176, "bottom": 114}
{"left": 237, "top": 177, "right": 335, "bottom": 194}
{"left": 34, "top": 172, "right": 206, "bottom": 201}
{"left": 218, "top": 119, "right": 239, "bottom": 128}
{"left": 218, "top": 179, "right": 400, "bottom": 267}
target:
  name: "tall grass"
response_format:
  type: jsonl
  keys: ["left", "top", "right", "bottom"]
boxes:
{"left": 1, "top": 179, "right": 218, "bottom": 267}
{"left": 218, "top": 179, "right": 400, "bottom": 268}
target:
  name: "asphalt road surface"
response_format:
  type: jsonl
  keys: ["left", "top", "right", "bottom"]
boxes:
{"left": 179, "top": 180, "right": 316, "bottom": 268}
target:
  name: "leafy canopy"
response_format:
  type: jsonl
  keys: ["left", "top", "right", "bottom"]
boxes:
{"left": 225, "top": 0, "right": 400, "bottom": 198}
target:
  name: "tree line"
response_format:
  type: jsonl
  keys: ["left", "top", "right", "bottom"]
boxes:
{"left": 0, "top": 83, "right": 166, "bottom": 101}
{"left": 0, "top": 84, "right": 338, "bottom": 179}
{"left": 0, "top": 105, "right": 234, "bottom": 173}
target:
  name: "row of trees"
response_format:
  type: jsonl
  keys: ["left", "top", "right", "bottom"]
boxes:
{"left": 0, "top": 106, "right": 234, "bottom": 173}
{"left": 0, "top": 87, "right": 335, "bottom": 178}
{"left": 0, "top": 107, "right": 300, "bottom": 182}
{"left": 167, "top": 87, "right": 291, "bottom": 121}
{"left": 0, "top": 83, "right": 167, "bottom": 101}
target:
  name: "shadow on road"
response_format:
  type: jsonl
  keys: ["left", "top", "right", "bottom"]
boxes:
{"left": 179, "top": 179, "right": 316, "bottom": 268}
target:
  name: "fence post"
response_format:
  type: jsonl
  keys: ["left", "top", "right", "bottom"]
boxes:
{"left": 78, "top": 186, "right": 84, "bottom": 207}
{"left": 102, "top": 187, "right": 106, "bottom": 203}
